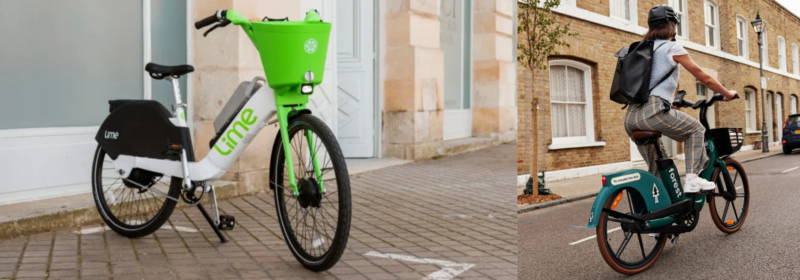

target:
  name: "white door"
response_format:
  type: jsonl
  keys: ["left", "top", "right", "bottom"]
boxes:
{"left": 302, "top": 0, "right": 337, "bottom": 132}
{"left": 441, "top": 0, "right": 473, "bottom": 140}
{"left": 336, "top": 0, "right": 374, "bottom": 158}
{"left": 776, "top": 94, "right": 783, "bottom": 141}
{"left": 767, "top": 93, "right": 774, "bottom": 142}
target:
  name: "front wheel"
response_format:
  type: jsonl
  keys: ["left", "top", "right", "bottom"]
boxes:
{"left": 596, "top": 188, "right": 667, "bottom": 275}
{"left": 708, "top": 158, "right": 750, "bottom": 233}
{"left": 270, "top": 114, "right": 351, "bottom": 272}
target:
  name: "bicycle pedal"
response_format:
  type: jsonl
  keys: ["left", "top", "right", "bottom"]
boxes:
{"left": 217, "top": 215, "right": 235, "bottom": 231}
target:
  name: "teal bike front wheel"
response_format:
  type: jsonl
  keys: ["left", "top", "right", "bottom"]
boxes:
{"left": 269, "top": 114, "right": 351, "bottom": 272}
{"left": 708, "top": 158, "right": 750, "bottom": 233}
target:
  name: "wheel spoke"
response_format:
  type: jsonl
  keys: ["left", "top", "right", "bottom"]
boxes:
{"left": 721, "top": 200, "right": 730, "bottom": 221}
{"left": 615, "top": 232, "right": 632, "bottom": 258}
{"left": 636, "top": 233, "right": 646, "bottom": 259}
{"left": 731, "top": 201, "right": 739, "bottom": 221}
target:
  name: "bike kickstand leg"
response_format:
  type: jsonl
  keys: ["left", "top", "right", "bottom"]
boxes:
{"left": 197, "top": 204, "right": 228, "bottom": 243}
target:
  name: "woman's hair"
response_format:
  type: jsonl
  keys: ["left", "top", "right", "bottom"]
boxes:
{"left": 644, "top": 21, "right": 677, "bottom": 40}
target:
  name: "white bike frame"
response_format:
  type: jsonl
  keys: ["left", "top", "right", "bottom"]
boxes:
{"left": 112, "top": 76, "right": 277, "bottom": 186}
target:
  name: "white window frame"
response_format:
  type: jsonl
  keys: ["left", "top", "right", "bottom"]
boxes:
{"left": 609, "top": 0, "right": 637, "bottom": 24}
{"left": 547, "top": 60, "right": 600, "bottom": 148}
{"left": 792, "top": 43, "right": 798, "bottom": 75}
{"left": 670, "top": 0, "right": 688, "bottom": 39}
{"left": 704, "top": 0, "right": 720, "bottom": 49}
{"left": 735, "top": 15, "right": 748, "bottom": 59}
{"left": 778, "top": 36, "right": 787, "bottom": 72}
{"left": 744, "top": 88, "right": 758, "bottom": 133}
{"left": 791, "top": 95, "right": 798, "bottom": 114}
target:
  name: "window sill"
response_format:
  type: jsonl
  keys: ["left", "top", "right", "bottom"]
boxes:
{"left": 548, "top": 141, "right": 607, "bottom": 150}
{"left": 746, "top": 129, "right": 761, "bottom": 135}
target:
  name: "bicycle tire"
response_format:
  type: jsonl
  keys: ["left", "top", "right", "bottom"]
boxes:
{"left": 708, "top": 158, "right": 750, "bottom": 233}
{"left": 91, "top": 146, "right": 181, "bottom": 238}
{"left": 270, "top": 114, "right": 351, "bottom": 272}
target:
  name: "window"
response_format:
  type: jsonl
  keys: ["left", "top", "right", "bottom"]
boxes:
{"left": 548, "top": 60, "right": 596, "bottom": 145}
{"left": 704, "top": 1, "right": 720, "bottom": 48}
{"left": 793, "top": 44, "right": 798, "bottom": 74}
{"left": 670, "top": 0, "right": 688, "bottom": 38}
{"left": 736, "top": 15, "right": 748, "bottom": 58}
{"left": 697, "top": 82, "right": 716, "bottom": 128}
{"left": 745, "top": 88, "right": 757, "bottom": 132}
{"left": 778, "top": 36, "right": 787, "bottom": 71}
{"left": 791, "top": 95, "right": 798, "bottom": 114}
{"left": 610, "top": 0, "right": 631, "bottom": 21}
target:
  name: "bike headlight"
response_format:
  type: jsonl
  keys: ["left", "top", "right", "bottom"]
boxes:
{"left": 301, "top": 84, "right": 314, "bottom": 95}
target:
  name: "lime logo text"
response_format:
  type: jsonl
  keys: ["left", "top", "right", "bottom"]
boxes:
{"left": 214, "top": 108, "right": 257, "bottom": 156}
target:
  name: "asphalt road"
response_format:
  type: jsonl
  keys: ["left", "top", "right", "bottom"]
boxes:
{"left": 518, "top": 152, "right": 800, "bottom": 279}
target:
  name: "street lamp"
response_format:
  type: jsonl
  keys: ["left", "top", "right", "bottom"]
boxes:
{"left": 752, "top": 13, "right": 769, "bottom": 153}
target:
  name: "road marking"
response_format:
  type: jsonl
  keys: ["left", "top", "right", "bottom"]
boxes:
{"left": 781, "top": 166, "right": 799, "bottom": 173}
{"left": 569, "top": 227, "right": 621, "bottom": 245}
{"left": 364, "top": 251, "right": 475, "bottom": 280}
{"left": 312, "top": 238, "right": 325, "bottom": 248}
{"left": 736, "top": 186, "right": 743, "bottom": 190}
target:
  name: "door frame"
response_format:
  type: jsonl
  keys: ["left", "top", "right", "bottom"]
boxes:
{"left": 0, "top": 0, "right": 192, "bottom": 205}
{"left": 374, "top": 0, "right": 382, "bottom": 158}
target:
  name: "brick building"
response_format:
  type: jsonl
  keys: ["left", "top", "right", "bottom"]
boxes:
{"left": 518, "top": 0, "right": 800, "bottom": 184}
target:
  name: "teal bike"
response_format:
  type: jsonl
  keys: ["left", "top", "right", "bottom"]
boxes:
{"left": 586, "top": 91, "right": 748, "bottom": 274}
{"left": 91, "top": 9, "right": 350, "bottom": 271}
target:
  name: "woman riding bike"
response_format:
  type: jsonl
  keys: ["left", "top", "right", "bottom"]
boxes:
{"left": 626, "top": 4, "right": 737, "bottom": 193}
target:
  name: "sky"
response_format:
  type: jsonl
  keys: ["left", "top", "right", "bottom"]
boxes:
{"left": 775, "top": 0, "right": 800, "bottom": 19}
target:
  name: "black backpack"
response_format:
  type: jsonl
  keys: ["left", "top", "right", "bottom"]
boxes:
{"left": 609, "top": 40, "right": 677, "bottom": 105}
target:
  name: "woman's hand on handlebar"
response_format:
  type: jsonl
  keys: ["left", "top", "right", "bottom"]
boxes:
{"left": 723, "top": 90, "right": 737, "bottom": 102}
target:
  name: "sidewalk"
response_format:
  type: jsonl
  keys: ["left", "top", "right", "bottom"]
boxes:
{"left": 518, "top": 148, "right": 784, "bottom": 208}
{"left": 0, "top": 143, "right": 517, "bottom": 280}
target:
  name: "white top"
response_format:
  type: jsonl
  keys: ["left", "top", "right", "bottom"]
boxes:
{"left": 667, "top": 44, "right": 689, "bottom": 66}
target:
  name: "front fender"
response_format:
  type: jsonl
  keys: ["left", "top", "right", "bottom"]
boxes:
{"left": 587, "top": 170, "right": 671, "bottom": 228}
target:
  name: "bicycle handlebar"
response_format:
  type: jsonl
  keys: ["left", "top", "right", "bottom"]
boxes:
{"left": 194, "top": 10, "right": 231, "bottom": 37}
{"left": 195, "top": 10, "right": 225, "bottom": 29}
{"left": 672, "top": 90, "right": 739, "bottom": 110}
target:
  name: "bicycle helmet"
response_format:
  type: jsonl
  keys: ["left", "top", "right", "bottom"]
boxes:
{"left": 648, "top": 4, "right": 680, "bottom": 28}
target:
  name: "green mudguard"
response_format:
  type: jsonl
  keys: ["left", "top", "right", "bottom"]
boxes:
{"left": 587, "top": 170, "right": 672, "bottom": 228}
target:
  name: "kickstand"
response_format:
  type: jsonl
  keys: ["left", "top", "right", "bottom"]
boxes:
{"left": 197, "top": 204, "right": 228, "bottom": 243}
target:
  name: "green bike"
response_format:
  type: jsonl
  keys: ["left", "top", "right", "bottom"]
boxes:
{"left": 586, "top": 91, "right": 748, "bottom": 275}
{"left": 91, "top": 9, "right": 350, "bottom": 271}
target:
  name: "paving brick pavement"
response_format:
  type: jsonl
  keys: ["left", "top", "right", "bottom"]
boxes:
{"left": 0, "top": 143, "right": 517, "bottom": 280}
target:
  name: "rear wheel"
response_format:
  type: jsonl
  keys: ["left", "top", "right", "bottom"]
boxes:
{"left": 91, "top": 146, "right": 181, "bottom": 238}
{"left": 708, "top": 158, "right": 750, "bottom": 233}
{"left": 596, "top": 188, "right": 667, "bottom": 275}
{"left": 270, "top": 114, "right": 351, "bottom": 272}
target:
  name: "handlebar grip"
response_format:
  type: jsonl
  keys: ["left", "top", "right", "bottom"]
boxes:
{"left": 194, "top": 10, "right": 226, "bottom": 29}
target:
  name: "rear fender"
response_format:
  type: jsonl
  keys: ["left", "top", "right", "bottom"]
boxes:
{"left": 587, "top": 170, "right": 672, "bottom": 228}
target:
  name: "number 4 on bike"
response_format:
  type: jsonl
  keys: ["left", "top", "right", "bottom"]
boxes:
{"left": 91, "top": 9, "right": 351, "bottom": 272}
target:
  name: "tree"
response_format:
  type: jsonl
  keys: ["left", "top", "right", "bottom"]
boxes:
{"left": 518, "top": 0, "right": 576, "bottom": 196}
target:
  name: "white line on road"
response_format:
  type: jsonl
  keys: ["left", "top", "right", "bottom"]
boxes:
{"left": 364, "top": 251, "right": 475, "bottom": 280}
{"left": 736, "top": 186, "right": 743, "bottom": 190}
{"left": 569, "top": 227, "right": 621, "bottom": 245}
{"left": 781, "top": 166, "right": 799, "bottom": 173}
{"left": 74, "top": 224, "right": 198, "bottom": 234}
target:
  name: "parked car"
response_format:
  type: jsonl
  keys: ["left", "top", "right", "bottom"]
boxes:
{"left": 783, "top": 114, "right": 800, "bottom": 154}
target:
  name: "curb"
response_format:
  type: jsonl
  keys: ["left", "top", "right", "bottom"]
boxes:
{"left": 517, "top": 152, "right": 783, "bottom": 214}
{"left": 517, "top": 192, "right": 598, "bottom": 214}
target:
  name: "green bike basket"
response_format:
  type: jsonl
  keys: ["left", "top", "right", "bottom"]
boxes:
{"left": 251, "top": 21, "right": 331, "bottom": 90}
